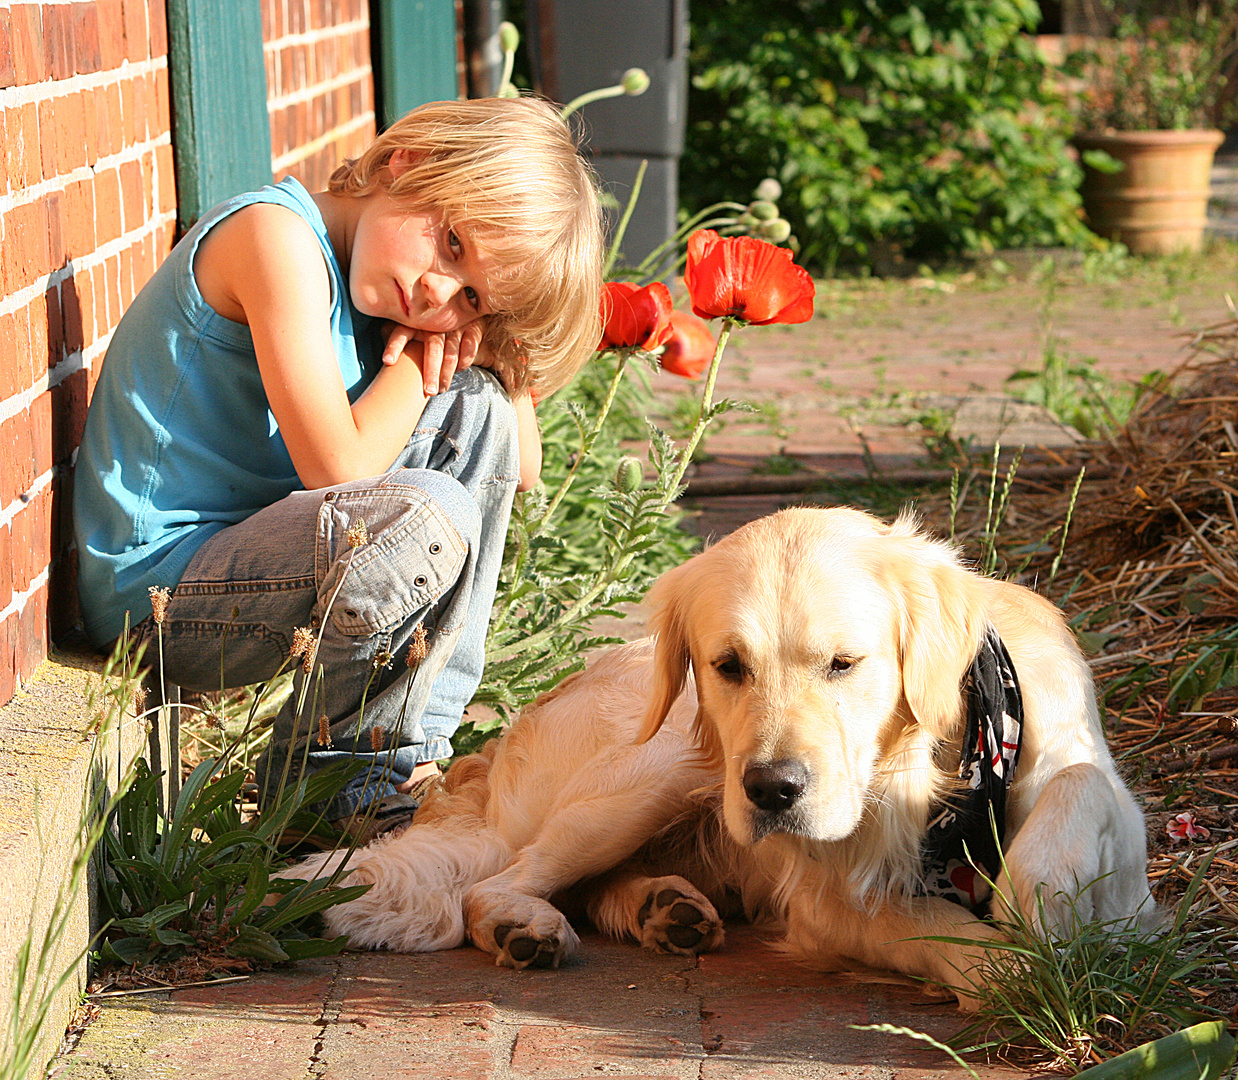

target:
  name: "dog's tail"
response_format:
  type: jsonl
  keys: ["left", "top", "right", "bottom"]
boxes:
{"left": 280, "top": 825, "right": 513, "bottom": 952}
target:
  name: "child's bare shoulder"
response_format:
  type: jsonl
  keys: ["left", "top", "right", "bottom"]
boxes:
{"left": 196, "top": 201, "right": 330, "bottom": 324}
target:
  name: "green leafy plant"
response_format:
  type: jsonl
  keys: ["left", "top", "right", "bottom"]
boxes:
{"left": 1066, "top": 0, "right": 1238, "bottom": 132}
{"left": 948, "top": 856, "right": 1235, "bottom": 1071}
{"left": 682, "top": 0, "right": 1096, "bottom": 272}
{"left": 98, "top": 754, "right": 369, "bottom": 966}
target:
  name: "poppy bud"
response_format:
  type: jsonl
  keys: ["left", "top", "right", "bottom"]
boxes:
{"left": 755, "top": 178, "right": 782, "bottom": 202}
{"left": 614, "top": 457, "right": 643, "bottom": 493}
{"left": 736, "top": 212, "right": 759, "bottom": 230}
{"left": 499, "top": 20, "right": 520, "bottom": 53}
{"left": 748, "top": 200, "right": 779, "bottom": 221}
{"left": 622, "top": 68, "right": 650, "bottom": 95}
{"left": 759, "top": 218, "right": 792, "bottom": 244}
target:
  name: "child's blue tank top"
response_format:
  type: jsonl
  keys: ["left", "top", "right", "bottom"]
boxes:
{"left": 74, "top": 177, "right": 379, "bottom": 645}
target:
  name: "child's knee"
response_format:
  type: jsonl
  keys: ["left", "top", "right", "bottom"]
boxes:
{"left": 319, "top": 475, "right": 478, "bottom": 637}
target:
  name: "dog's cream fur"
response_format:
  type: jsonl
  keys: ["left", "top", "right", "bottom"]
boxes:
{"left": 287, "top": 507, "right": 1154, "bottom": 1005}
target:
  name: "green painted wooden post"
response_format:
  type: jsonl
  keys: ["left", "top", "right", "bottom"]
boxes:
{"left": 166, "top": 0, "right": 273, "bottom": 232}
{"left": 373, "top": 0, "right": 461, "bottom": 130}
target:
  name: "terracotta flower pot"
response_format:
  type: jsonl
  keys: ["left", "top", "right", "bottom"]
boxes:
{"left": 1074, "top": 129, "right": 1224, "bottom": 255}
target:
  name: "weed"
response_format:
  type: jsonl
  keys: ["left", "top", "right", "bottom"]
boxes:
{"left": 948, "top": 857, "right": 1234, "bottom": 1071}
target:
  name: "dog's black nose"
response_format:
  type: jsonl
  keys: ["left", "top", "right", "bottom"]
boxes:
{"left": 743, "top": 761, "right": 809, "bottom": 812}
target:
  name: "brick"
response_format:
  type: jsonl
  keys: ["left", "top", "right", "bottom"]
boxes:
{"left": 38, "top": 97, "right": 57, "bottom": 183}
{"left": 18, "top": 582, "right": 49, "bottom": 683}
{"left": 119, "top": 244, "right": 135, "bottom": 309}
{"left": 0, "top": 613, "right": 15, "bottom": 705}
{"left": 4, "top": 201, "right": 44, "bottom": 292}
{"left": 98, "top": 0, "right": 125, "bottom": 68}
{"left": 141, "top": 149, "right": 155, "bottom": 219}
{"left": 0, "top": 525, "right": 10, "bottom": 612}
{"left": 6, "top": 308, "right": 35, "bottom": 400}
{"left": 131, "top": 69, "right": 148, "bottom": 141}
{"left": 104, "top": 256, "right": 121, "bottom": 332}
{"left": 81, "top": 87, "right": 99, "bottom": 167}
{"left": 154, "top": 66, "right": 171, "bottom": 134}
{"left": 10, "top": 4, "right": 44, "bottom": 85}
{"left": 63, "top": 272, "right": 86, "bottom": 356}
{"left": 119, "top": 75, "right": 136, "bottom": 146}
{"left": 58, "top": 90, "right": 89, "bottom": 173}
{"left": 46, "top": 189, "right": 66, "bottom": 271}
{"left": 97, "top": 81, "right": 120, "bottom": 157}
{"left": 44, "top": 284, "right": 63, "bottom": 370}
{"left": 74, "top": 1, "right": 102, "bottom": 74}
{"left": 52, "top": 368, "right": 87, "bottom": 465}
{"left": 1, "top": 412, "right": 30, "bottom": 507}
{"left": 42, "top": 3, "right": 73, "bottom": 82}
{"left": 0, "top": 314, "right": 19, "bottom": 399}
{"left": 121, "top": 0, "right": 146, "bottom": 62}
{"left": 93, "top": 166, "right": 123, "bottom": 245}
{"left": 119, "top": 158, "right": 143, "bottom": 234}
{"left": 155, "top": 142, "right": 176, "bottom": 214}
{"left": 30, "top": 389, "right": 52, "bottom": 478}
{"left": 147, "top": 0, "right": 167, "bottom": 56}
{"left": 27, "top": 290, "right": 48, "bottom": 379}
{"left": 0, "top": 9, "right": 15, "bottom": 89}
{"left": 65, "top": 178, "right": 97, "bottom": 260}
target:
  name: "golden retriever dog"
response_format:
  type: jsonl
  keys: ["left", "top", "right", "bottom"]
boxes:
{"left": 288, "top": 507, "right": 1155, "bottom": 1006}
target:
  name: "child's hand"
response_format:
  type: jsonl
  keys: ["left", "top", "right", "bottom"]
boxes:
{"left": 382, "top": 322, "right": 485, "bottom": 395}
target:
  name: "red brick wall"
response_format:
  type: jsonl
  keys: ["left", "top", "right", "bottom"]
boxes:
{"left": 0, "top": 2, "right": 392, "bottom": 706}
{"left": 0, "top": 1, "right": 176, "bottom": 702}
{"left": 263, "top": 0, "right": 377, "bottom": 191}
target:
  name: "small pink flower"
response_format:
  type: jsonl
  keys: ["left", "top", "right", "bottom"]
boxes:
{"left": 1166, "top": 811, "right": 1210, "bottom": 842}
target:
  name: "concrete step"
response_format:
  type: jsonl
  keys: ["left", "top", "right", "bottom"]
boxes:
{"left": 0, "top": 647, "right": 177, "bottom": 1074}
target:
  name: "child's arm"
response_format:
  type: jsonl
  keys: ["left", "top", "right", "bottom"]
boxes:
{"left": 513, "top": 392, "right": 542, "bottom": 491}
{"left": 195, "top": 204, "right": 437, "bottom": 489}
{"left": 383, "top": 326, "right": 542, "bottom": 490}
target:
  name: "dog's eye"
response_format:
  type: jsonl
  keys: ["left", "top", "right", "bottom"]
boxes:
{"left": 714, "top": 654, "right": 746, "bottom": 683}
{"left": 828, "top": 656, "right": 855, "bottom": 676}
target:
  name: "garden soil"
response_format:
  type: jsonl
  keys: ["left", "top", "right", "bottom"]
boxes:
{"left": 52, "top": 250, "right": 1238, "bottom": 1079}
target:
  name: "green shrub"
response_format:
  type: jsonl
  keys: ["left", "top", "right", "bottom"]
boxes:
{"left": 682, "top": 0, "right": 1096, "bottom": 272}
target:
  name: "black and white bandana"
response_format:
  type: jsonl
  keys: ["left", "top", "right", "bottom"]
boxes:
{"left": 919, "top": 626, "right": 1024, "bottom": 912}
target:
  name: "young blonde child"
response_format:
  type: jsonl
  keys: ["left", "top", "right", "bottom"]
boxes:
{"left": 73, "top": 97, "right": 604, "bottom": 837}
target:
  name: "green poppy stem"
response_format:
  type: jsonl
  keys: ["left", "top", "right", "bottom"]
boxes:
{"left": 560, "top": 82, "right": 627, "bottom": 120}
{"left": 665, "top": 317, "right": 736, "bottom": 497}
{"left": 536, "top": 350, "right": 630, "bottom": 530}
{"left": 603, "top": 160, "right": 647, "bottom": 278}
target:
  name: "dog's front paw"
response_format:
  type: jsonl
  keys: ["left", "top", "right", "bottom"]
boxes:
{"left": 636, "top": 877, "right": 724, "bottom": 956}
{"left": 465, "top": 890, "right": 580, "bottom": 970}
{"left": 492, "top": 920, "right": 572, "bottom": 969}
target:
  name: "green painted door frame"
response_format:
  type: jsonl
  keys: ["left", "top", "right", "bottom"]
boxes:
{"left": 372, "top": 0, "right": 463, "bottom": 130}
{"left": 166, "top": 0, "right": 273, "bottom": 232}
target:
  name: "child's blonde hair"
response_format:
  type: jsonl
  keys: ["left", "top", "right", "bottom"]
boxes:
{"left": 331, "top": 96, "right": 604, "bottom": 396}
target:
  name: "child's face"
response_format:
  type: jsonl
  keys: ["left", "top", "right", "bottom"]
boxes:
{"left": 348, "top": 187, "right": 493, "bottom": 334}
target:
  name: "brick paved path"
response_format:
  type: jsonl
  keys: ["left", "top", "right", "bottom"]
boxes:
{"left": 55, "top": 929, "right": 1021, "bottom": 1080}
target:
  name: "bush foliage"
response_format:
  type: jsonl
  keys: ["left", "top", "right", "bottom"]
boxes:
{"left": 682, "top": 0, "right": 1096, "bottom": 271}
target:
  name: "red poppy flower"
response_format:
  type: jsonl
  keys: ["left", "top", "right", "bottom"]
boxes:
{"left": 599, "top": 281, "right": 674, "bottom": 351}
{"left": 659, "top": 310, "right": 716, "bottom": 379}
{"left": 684, "top": 229, "right": 815, "bottom": 325}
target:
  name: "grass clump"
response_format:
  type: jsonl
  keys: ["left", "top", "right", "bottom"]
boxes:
{"left": 952, "top": 859, "right": 1235, "bottom": 1072}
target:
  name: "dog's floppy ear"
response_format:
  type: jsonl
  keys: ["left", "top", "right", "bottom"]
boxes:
{"left": 637, "top": 559, "right": 694, "bottom": 743}
{"left": 885, "top": 537, "right": 986, "bottom": 741}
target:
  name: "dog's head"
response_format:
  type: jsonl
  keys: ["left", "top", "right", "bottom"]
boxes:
{"left": 639, "top": 506, "right": 985, "bottom": 849}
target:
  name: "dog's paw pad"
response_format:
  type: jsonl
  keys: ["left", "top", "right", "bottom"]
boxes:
{"left": 492, "top": 922, "right": 567, "bottom": 969}
{"left": 638, "top": 879, "right": 723, "bottom": 957}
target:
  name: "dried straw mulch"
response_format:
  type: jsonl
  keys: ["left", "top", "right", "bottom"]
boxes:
{"left": 920, "top": 321, "right": 1238, "bottom": 999}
